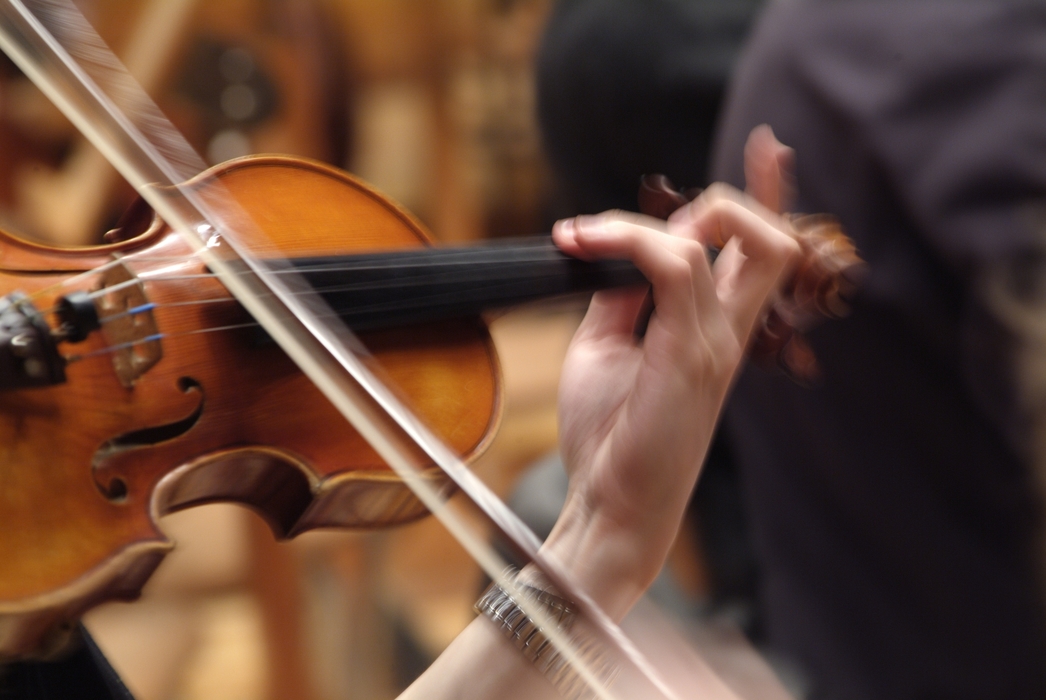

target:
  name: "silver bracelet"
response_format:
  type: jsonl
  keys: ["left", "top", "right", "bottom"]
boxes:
{"left": 475, "top": 577, "right": 578, "bottom": 665}
{"left": 475, "top": 570, "right": 614, "bottom": 699}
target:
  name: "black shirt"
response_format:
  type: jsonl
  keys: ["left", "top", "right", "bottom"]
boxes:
{"left": 714, "top": 1, "right": 1046, "bottom": 698}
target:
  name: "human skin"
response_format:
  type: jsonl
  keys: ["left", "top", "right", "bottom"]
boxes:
{"left": 400, "top": 127, "right": 798, "bottom": 700}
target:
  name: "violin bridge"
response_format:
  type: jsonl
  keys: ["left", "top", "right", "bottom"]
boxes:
{"left": 97, "top": 260, "right": 162, "bottom": 388}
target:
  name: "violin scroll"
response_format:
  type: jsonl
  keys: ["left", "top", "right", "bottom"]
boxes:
{"left": 638, "top": 174, "right": 864, "bottom": 380}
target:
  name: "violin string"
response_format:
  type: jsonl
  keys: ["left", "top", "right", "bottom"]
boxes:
{"left": 37, "top": 296, "right": 238, "bottom": 319}
{"left": 19, "top": 243, "right": 214, "bottom": 304}
{"left": 24, "top": 241, "right": 591, "bottom": 320}
{"left": 20, "top": 255, "right": 474, "bottom": 306}
{"left": 50, "top": 274, "right": 540, "bottom": 355}
{"left": 133, "top": 259, "right": 609, "bottom": 293}
{"left": 98, "top": 302, "right": 155, "bottom": 323}
{"left": 20, "top": 255, "right": 133, "bottom": 303}
{"left": 31, "top": 241, "right": 575, "bottom": 293}
{"left": 63, "top": 322, "right": 256, "bottom": 364}
{"left": 47, "top": 277, "right": 601, "bottom": 369}
{"left": 63, "top": 300, "right": 423, "bottom": 364}
{"left": 28, "top": 241, "right": 628, "bottom": 348}
{"left": 36, "top": 264, "right": 605, "bottom": 342}
{"left": 67, "top": 236, "right": 565, "bottom": 267}
{"left": 30, "top": 245, "right": 605, "bottom": 323}
{"left": 88, "top": 276, "right": 583, "bottom": 324}
{"left": 91, "top": 298, "right": 234, "bottom": 323}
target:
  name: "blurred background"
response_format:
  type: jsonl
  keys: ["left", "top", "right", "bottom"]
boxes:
{"left": 0, "top": 1, "right": 779, "bottom": 698}
{"left": 0, "top": 0, "right": 554, "bottom": 248}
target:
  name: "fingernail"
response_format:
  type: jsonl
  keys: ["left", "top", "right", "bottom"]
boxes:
{"left": 553, "top": 217, "right": 578, "bottom": 246}
{"left": 573, "top": 215, "right": 608, "bottom": 239}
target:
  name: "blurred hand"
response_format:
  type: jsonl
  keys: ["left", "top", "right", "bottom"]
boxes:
{"left": 399, "top": 126, "right": 801, "bottom": 700}
{"left": 547, "top": 150, "right": 799, "bottom": 617}
{"left": 743, "top": 123, "right": 795, "bottom": 215}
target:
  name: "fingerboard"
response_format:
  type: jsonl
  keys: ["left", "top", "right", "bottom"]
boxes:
{"left": 280, "top": 237, "right": 648, "bottom": 330}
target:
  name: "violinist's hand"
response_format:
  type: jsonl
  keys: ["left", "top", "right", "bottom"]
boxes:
{"left": 399, "top": 128, "right": 799, "bottom": 700}
{"left": 545, "top": 181, "right": 798, "bottom": 620}
{"left": 742, "top": 123, "right": 795, "bottom": 215}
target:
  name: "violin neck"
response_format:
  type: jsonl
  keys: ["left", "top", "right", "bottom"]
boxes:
{"left": 284, "top": 237, "right": 647, "bottom": 331}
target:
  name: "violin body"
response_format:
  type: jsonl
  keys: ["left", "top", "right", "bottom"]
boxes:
{"left": 0, "top": 156, "right": 501, "bottom": 658}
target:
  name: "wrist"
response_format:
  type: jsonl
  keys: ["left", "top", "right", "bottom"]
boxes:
{"left": 531, "top": 498, "right": 661, "bottom": 622}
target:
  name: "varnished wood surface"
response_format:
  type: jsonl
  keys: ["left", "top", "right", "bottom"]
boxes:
{"left": 0, "top": 156, "right": 501, "bottom": 657}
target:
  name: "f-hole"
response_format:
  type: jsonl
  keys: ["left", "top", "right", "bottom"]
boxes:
{"left": 106, "top": 377, "right": 203, "bottom": 448}
{"left": 94, "top": 377, "right": 204, "bottom": 502}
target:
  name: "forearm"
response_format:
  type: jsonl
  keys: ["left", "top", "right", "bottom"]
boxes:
{"left": 398, "top": 612, "right": 555, "bottom": 700}
{"left": 399, "top": 499, "right": 655, "bottom": 700}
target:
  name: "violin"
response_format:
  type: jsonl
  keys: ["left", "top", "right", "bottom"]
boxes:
{"left": 0, "top": 6, "right": 871, "bottom": 698}
{"left": 0, "top": 154, "right": 859, "bottom": 659}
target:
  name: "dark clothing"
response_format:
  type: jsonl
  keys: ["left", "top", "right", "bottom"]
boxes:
{"left": 0, "top": 627, "right": 135, "bottom": 700}
{"left": 537, "top": 0, "right": 763, "bottom": 214}
{"left": 714, "top": 1, "right": 1046, "bottom": 698}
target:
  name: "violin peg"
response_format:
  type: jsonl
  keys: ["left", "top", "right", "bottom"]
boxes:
{"left": 637, "top": 174, "right": 691, "bottom": 219}
{"left": 637, "top": 176, "right": 865, "bottom": 384}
